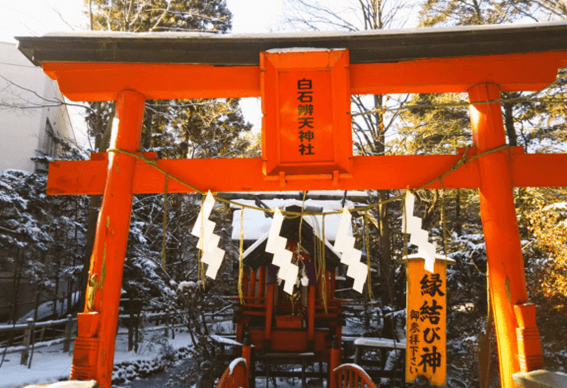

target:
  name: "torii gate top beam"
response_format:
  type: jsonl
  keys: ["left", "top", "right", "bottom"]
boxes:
{"left": 15, "top": 22, "right": 567, "bottom": 101}
{"left": 16, "top": 21, "right": 567, "bottom": 66}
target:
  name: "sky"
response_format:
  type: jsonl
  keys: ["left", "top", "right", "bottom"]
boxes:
{"left": 0, "top": 0, "right": 289, "bottom": 144}
{"left": 0, "top": 0, "right": 287, "bottom": 42}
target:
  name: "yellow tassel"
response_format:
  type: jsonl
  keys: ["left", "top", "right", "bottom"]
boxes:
{"left": 364, "top": 211, "right": 373, "bottom": 306}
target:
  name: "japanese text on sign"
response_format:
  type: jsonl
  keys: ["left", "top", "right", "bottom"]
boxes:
{"left": 406, "top": 261, "right": 447, "bottom": 386}
{"left": 297, "top": 78, "right": 315, "bottom": 156}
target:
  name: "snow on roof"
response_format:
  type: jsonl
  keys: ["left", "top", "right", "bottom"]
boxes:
{"left": 231, "top": 198, "right": 353, "bottom": 241}
{"left": 41, "top": 21, "right": 567, "bottom": 40}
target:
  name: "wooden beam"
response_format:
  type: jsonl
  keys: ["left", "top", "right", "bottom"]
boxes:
{"left": 46, "top": 150, "right": 567, "bottom": 195}
{"left": 41, "top": 51, "right": 567, "bottom": 101}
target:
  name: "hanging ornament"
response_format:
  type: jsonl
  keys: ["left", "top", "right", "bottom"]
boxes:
{"left": 266, "top": 208, "right": 299, "bottom": 295}
{"left": 191, "top": 191, "right": 225, "bottom": 279}
{"left": 334, "top": 208, "right": 368, "bottom": 293}
{"left": 402, "top": 191, "right": 437, "bottom": 273}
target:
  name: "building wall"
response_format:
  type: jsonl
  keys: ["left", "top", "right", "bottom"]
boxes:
{"left": 0, "top": 42, "right": 79, "bottom": 321}
{"left": 0, "top": 41, "right": 76, "bottom": 173}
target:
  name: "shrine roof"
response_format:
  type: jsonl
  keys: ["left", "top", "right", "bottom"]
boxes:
{"left": 16, "top": 21, "right": 567, "bottom": 66}
{"left": 230, "top": 198, "right": 353, "bottom": 242}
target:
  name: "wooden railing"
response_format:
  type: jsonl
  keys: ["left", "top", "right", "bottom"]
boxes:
{"left": 332, "top": 364, "right": 378, "bottom": 388}
{"left": 216, "top": 357, "right": 248, "bottom": 388}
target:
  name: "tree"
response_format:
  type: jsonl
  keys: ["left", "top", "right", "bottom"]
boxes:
{"left": 411, "top": 0, "right": 567, "bottom": 383}
{"left": 80, "top": 0, "right": 253, "bottom": 305}
{"left": 283, "top": 0, "right": 416, "bottom": 308}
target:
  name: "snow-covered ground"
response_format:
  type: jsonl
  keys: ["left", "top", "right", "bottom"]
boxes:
{"left": 0, "top": 331, "right": 194, "bottom": 388}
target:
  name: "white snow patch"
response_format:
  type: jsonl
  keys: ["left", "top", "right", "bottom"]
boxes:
{"left": 354, "top": 337, "right": 406, "bottom": 349}
{"left": 210, "top": 334, "right": 242, "bottom": 347}
{"left": 228, "top": 357, "right": 246, "bottom": 375}
{"left": 266, "top": 47, "right": 344, "bottom": 53}
{"left": 178, "top": 281, "right": 197, "bottom": 292}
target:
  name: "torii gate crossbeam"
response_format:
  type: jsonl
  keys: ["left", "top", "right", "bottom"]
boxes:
{"left": 16, "top": 22, "right": 567, "bottom": 388}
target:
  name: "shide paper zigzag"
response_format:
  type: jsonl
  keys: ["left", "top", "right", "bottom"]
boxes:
{"left": 266, "top": 208, "right": 298, "bottom": 295}
{"left": 402, "top": 191, "right": 437, "bottom": 273}
{"left": 334, "top": 208, "right": 368, "bottom": 293}
{"left": 191, "top": 191, "right": 225, "bottom": 279}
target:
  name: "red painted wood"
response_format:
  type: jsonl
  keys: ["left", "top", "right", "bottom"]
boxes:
{"left": 42, "top": 51, "right": 567, "bottom": 101}
{"left": 46, "top": 151, "right": 567, "bottom": 195}
{"left": 249, "top": 269, "right": 257, "bottom": 298}
{"left": 216, "top": 359, "right": 248, "bottom": 388}
{"left": 72, "top": 91, "right": 145, "bottom": 388}
{"left": 258, "top": 266, "right": 266, "bottom": 302}
{"left": 308, "top": 285, "right": 316, "bottom": 342}
{"left": 265, "top": 284, "right": 275, "bottom": 347}
{"left": 468, "top": 83, "right": 536, "bottom": 388}
{"left": 332, "top": 364, "right": 377, "bottom": 388}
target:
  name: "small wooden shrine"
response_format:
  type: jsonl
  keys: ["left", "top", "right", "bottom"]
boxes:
{"left": 234, "top": 205, "right": 343, "bottom": 360}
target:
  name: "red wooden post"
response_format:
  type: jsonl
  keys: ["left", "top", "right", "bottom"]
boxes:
{"left": 468, "top": 83, "right": 540, "bottom": 388}
{"left": 264, "top": 283, "right": 275, "bottom": 350}
{"left": 243, "top": 271, "right": 249, "bottom": 299}
{"left": 258, "top": 266, "right": 266, "bottom": 303}
{"left": 242, "top": 333, "right": 252, "bottom": 384}
{"left": 307, "top": 284, "right": 315, "bottom": 346}
{"left": 249, "top": 268, "right": 257, "bottom": 300}
{"left": 329, "top": 335, "right": 341, "bottom": 388}
{"left": 71, "top": 90, "right": 145, "bottom": 388}
{"left": 515, "top": 304, "right": 543, "bottom": 372}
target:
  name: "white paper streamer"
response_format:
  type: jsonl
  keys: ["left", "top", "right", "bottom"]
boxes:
{"left": 334, "top": 208, "right": 368, "bottom": 293}
{"left": 191, "top": 191, "right": 225, "bottom": 279}
{"left": 266, "top": 208, "right": 298, "bottom": 295}
{"left": 402, "top": 192, "right": 437, "bottom": 273}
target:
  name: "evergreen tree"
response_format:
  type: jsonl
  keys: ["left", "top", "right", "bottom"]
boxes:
{"left": 82, "top": 0, "right": 252, "bottom": 308}
{"left": 409, "top": 0, "right": 567, "bottom": 382}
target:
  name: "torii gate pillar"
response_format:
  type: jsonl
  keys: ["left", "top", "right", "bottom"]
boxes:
{"left": 70, "top": 91, "right": 145, "bottom": 388}
{"left": 469, "top": 83, "right": 542, "bottom": 388}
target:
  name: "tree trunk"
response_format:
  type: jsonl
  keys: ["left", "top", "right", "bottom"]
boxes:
{"left": 372, "top": 94, "right": 394, "bottom": 306}
{"left": 503, "top": 101, "right": 517, "bottom": 146}
{"left": 455, "top": 190, "right": 462, "bottom": 237}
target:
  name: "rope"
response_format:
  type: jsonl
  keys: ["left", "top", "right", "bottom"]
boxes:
{"left": 198, "top": 193, "right": 206, "bottom": 291}
{"left": 321, "top": 214, "right": 327, "bottom": 313}
{"left": 161, "top": 176, "right": 168, "bottom": 272}
{"left": 298, "top": 191, "right": 307, "bottom": 250}
{"left": 440, "top": 180, "right": 448, "bottom": 258}
{"left": 238, "top": 207, "right": 244, "bottom": 304}
{"left": 364, "top": 211, "right": 373, "bottom": 305}
{"left": 106, "top": 143, "right": 510, "bottom": 218}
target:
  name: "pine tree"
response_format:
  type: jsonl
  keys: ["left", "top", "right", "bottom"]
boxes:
{"left": 82, "top": 0, "right": 252, "bottom": 307}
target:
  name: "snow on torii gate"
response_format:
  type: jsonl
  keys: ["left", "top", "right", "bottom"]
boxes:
{"left": 17, "top": 22, "right": 567, "bottom": 388}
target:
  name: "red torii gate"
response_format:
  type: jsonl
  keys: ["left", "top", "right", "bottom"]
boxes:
{"left": 17, "top": 22, "right": 567, "bottom": 388}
